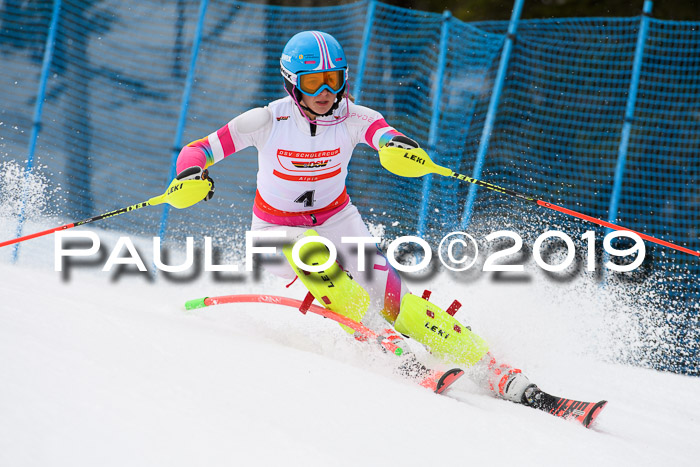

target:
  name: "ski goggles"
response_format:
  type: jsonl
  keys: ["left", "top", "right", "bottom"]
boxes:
{"left": 296, "top": 69, "right": 346, "bottom": 96}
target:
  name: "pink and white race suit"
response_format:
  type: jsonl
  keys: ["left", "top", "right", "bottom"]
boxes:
{"left": 176, "top": 96, "right": 409, "bottom": 325}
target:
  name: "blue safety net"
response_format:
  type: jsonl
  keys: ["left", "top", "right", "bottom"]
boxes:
{"left": 0, "top": 0, "right": 698, "bottom": 374}
{"left": 474, "top": 16, "right": 700, "bottom": 374}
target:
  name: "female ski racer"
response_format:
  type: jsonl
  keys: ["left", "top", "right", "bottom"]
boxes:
{"left": 175, "top": 30, "right": 537, "bottom": 405}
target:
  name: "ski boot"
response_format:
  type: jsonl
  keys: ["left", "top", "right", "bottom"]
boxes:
{"left": 477, "top": 354, "right": 539, "bottom": 405}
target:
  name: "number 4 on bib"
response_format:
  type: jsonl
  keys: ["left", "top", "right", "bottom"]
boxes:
{"left": 294, "top": 190, "right": 315, "bottom": 207}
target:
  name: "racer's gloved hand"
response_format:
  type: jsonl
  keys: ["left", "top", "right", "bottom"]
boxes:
{"left": 383, "top": 134, "right": 420, "bottom": 150}
{"left": 176, "top": 166, "right": 215, "bottom": 201}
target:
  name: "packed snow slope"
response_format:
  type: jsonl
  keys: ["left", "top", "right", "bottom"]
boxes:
{"left": 1, "top": 229, "right": 699, "bottom": 467}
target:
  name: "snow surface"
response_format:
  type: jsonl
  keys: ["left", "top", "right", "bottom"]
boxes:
{"left": 1, "top": 221, "right": 700, "bottom": 467}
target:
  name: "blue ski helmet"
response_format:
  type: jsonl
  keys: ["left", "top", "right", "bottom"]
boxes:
{"left": 280, "top": 31, "right": 348, "bottom": 115}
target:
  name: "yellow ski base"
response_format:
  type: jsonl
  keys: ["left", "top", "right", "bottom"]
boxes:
{"left": 283, "top": 230, "right": 370, "bottom": 334}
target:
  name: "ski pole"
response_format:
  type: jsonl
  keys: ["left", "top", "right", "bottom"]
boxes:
{"left": 378, "top": 146, "right": 700, "bottom": 258}
{"left": 0, "top": 177, "right": 212, "bottom": 248}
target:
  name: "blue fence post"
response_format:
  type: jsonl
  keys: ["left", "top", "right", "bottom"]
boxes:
{"left": 459, "top": 0, "right": 524, "bottom": 230}
{"left": 417, "top": 10, "right": 451, "bottom": 237}
{"left": 607, "top": 0, "right": 652, "bottom": 228}
{"left": 352, "top": 0, "right": 376, "bottom": 103}
{"left": 11, "top": 0, "right": 63, "bottom": 263}
{"left": 158, "top": 0, "right": 210, "bottom": 242}
{"left": 600, "top": 0, "right": 652, "bottom": 285}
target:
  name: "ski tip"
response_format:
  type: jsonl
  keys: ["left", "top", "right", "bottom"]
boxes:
{"left": 582, "top": 400, "right": 608, "bottom": 428}
{"left": 435, "top": 368, "right": 464, "bottom": 394}
{"left": 185, "top": 297, "right": 209, "bottom": 310}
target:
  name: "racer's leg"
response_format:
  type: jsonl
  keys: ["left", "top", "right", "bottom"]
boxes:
{"left": 252, "top": 207, "right": 534, "bottom": 403}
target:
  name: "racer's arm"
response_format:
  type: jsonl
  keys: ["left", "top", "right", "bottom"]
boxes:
{"left": 346, "top": 102, "right": 420, "bottom": 151}
{"left": 175, "top": 107, "right": 272, "bottom": 173}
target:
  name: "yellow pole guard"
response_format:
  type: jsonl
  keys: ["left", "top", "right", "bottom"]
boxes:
{"left": 378, "top": 146, "right": 453, "bottom": 178}
{"left": 149, "top": 178, "right": 213, "bottom": 209}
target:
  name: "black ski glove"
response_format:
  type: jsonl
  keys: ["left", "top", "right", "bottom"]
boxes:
{"left": 176, "top": 166, "right": 215, "bottom": 201}
{"left": 384, "top": 134, "right": 420, "bottom": 150}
